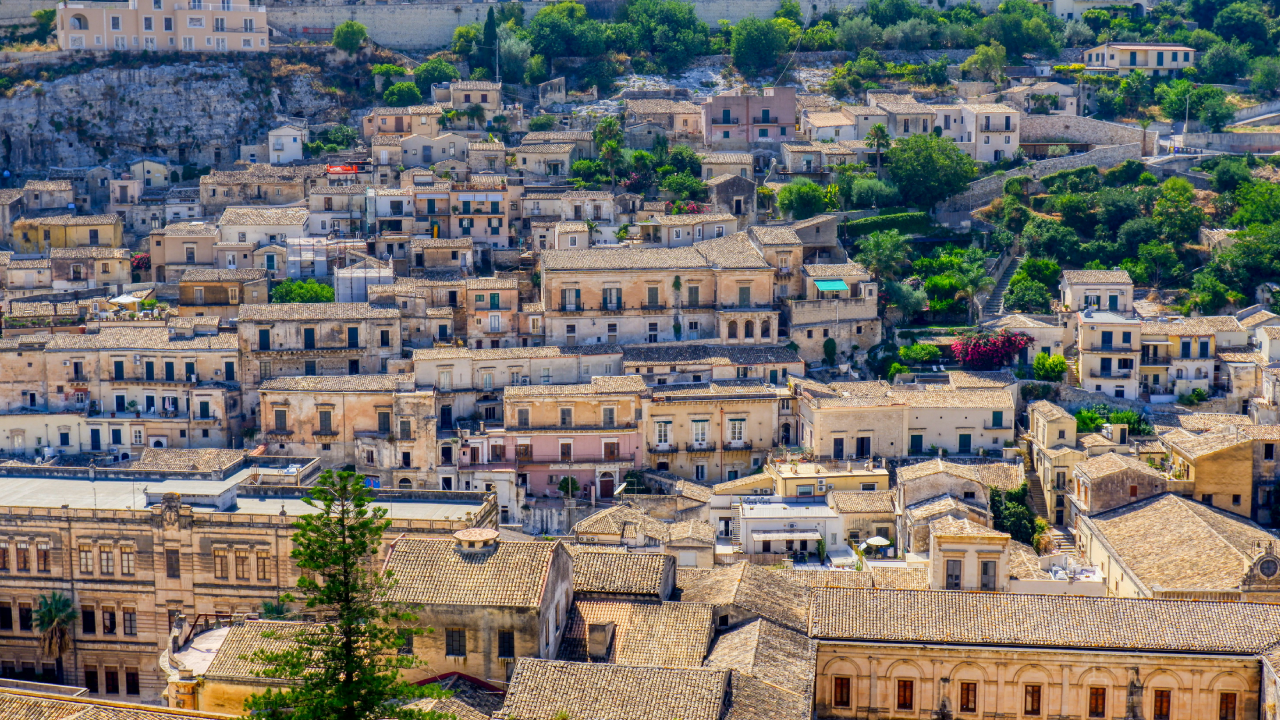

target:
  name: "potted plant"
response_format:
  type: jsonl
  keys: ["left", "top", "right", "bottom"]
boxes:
{"left": 126, "top": 400, "right": 139, "bottom": 417}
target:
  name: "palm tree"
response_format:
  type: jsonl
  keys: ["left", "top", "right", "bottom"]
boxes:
{"left": 954, "top": 261, "right": 995, "bottom": 325}
{"left": 261, "top": 597, "right": 290, "bottom": 620}
{"left": 583, "top": 219, "right": 599, "bottom": 247}
{"left": 866, "top": 123, "right": 892, "bottom": 181}
{"left": 35, "top": 592, "right": 77, "bottom": 684}
{"left": 593, "top": 115, "right": 622, "bottom": 150}
{"left": 599, "top": 140, "right": 623, "bottom": 191}
{"left": 854, "top": 230, "right": 911, "bottom": 282}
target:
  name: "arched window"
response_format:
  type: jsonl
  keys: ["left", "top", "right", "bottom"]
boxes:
{"left": 399, "top": 478, "right": 413, "bottom": 489}
{"left": 727, "top": 321, "right": 738, "bottom": 339}
{"left": 71, "top": 14, "right": 88, "bottom": 29}
{"left": 761, "top": 319, "right": 771, "bottom": 337}
{"left": 744, "top": 320, "right": 755, "bottom": 339}
{"left": 1176, "top": 368, "right": 1184, "bottom": 379}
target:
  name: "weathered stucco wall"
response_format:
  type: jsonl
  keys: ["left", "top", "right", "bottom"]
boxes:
{"left": 1021, "top": 114, "right": 1159, "bottom": 156}
{"left": 1183, "top": 132, "right": 1280, "bottom": 152}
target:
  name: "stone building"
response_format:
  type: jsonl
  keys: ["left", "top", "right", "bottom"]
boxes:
{"left": 895, "top": 458, "right": 1022, "bottom": 554}
{"left": 48, "top": 247, "right": 132, "bottom": 291}
{"left": 786, "top": 262, "right": 881, "bottom": 364}
{"left": 1075, "top": 308, "right": 1142, "bottom": 400}
{"left": 153, "top": 222, "right": 221, "bottom": 284}
{"left": 643, "top": 379, "right": 783, "bottom": 483}
{"left": 12, "top": 214, "right": 124, "bottom": 255}
{"left": 1163, "top": 426, "right": 1259, "bottom": 520}
{"left": 258, "top": 373, "right": 438, "bottom": 490}
{"left": 199, "top": 164, "right": 325, "bottom": 214}
{"left": 177, "top": 269, "right": 269, "bottom": 321}
{"left": 1069, "top": 451, "right": 1168, "bottom": 526}
{"left": 236, "top": 302, "right": 403, "bottom": 415}
{"left": 704, "top": 174, "right": 757, "bottom": 224}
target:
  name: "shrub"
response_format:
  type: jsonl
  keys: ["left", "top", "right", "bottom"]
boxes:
{"left": 1103, "top": 159, "right": 1145, "bottom": 187}
{"left": 845, "top": 212, "right": 931, "bottom": 236}
{"left": 899, "top": 343, "right": 941, "bottom": 364}
{"left": 887, "top": 362, "right": 911, "bottom": 381}
{"left": 332, "top": 20, "right": 367, "bottom": 54}
{"left": 1032, "top": 352, "right": 1067, "bottom": 381}
{"left": 1075, "top": 408, "right": 1103, "bottom": 433}
{"left": 950, "top": 330, "right": 1034, "bottom": 370}
{"left": 382, "top": 82, "right": 422, "bottom": 107}
{"left": 1040, "top": 165, "right": 1100, "bottom": 194}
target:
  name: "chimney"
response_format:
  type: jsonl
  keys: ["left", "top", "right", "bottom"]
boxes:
{"left": 588, "top": 622, "right": 615, "bottom": 660}
{"left": 453, "top": 528, "right": 500, "bottom": 555}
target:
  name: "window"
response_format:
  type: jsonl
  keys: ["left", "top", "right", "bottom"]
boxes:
{"left": 102, "top": 608, "right": 116, "bottom": 634}
{"left": 1153, "top": 689, "right": 1170, "bottom": 720}
{"left": 1220, "top": 692, "right": 1237, "bottom": 720}
{"left": 517, "top": 408, "right": 530, "bottom": 427}
{"left": 833, "top": 677, "right": 851, "bottom": 708}
{"left": 897, "top": 680, "right": 914, "bottom": 710}
{"left": 960, "top": 682, "right": 977, "bottom": 713}
{"left": 1089, "top": 687, "right": 1106, "bottom": 718}
{"left": 125, "top": 668, "right": 139, "bottom": 696}
{"left": 1025, "top": 685, "right": 1042, "bottom": 715}
{"left": 99, "top": 547, "right": 114, "bottom": 575}
{"left": 82, "top": 605, "right": 96, "bottom": 634}
{"left": 258, "top": 552, "right": 271, "bottom": 581}
{"left": 80, "top": 545, "right": 93, "bottom": 574}
{"left": 274, "top": 409, "right": 287, "bottom": 433}
{"left": 655, "top": 421, "right": 671, "bottom": 445}
{"left": 498, "top": 630, "right": 515, "bottom": 658}
{"left": 980, "top": 560, "right": 996, "bottom": 590}
{"left": 105, "top": 668, "right": 119, "bottom": 695}
{"left": 946, "top": 559, "right": 962, "bottom": 589}
{"left": 235, "top": 551, "right": 250, "bottom": 580}
{"left": 0, "top": 603, "right": 11, "bottom": 630}
{"left": 166, "top": 549, "right": 180, "bottom": 578}
{"left": 378, "top": 412, "right": 392, "bottom": 433}
{"left": 84, "top": 666, "right": 98, "bottom": 694}
{"left": 445, "top": 629, "right": 466, "bottom": 657}
{"left": 560, "top": 407, "right": 573, "bottom": 427}
{"left": 15, "top": 542, "right": 27, "bottom": 572}
{"left": 19, "top": 602, "right": 32, "bottom": 631}
{"left": 1266, "top": 443, "right": 1276, "bottom": 461}
{"left": 730, "top": 419, "right": 744, "bottom": 443}
{"left": 692, "top": 420, "right": 708, "bottom": 444}
{"left": 213, "top": 550, "right": 228, "bottom": 579}
{"left": 0, "top": 543, "right": 7, "bottom": 571}
{"left": 123, "top": 609, "right": 136, "bottom": 635}
{"left": 319, "top": 411, "right": 333, "bottom": 433}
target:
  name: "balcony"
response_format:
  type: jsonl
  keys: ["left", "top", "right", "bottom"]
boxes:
{"left": 648, "top": 443, "right": 678, "bottom": 455}
{"left": 722, "top": 441, "right": 754, "bottom": 453}
{"left": 640, "top": 303, "right": 667, "bottom": 312}
{"left": 1140, "top": 356, "right": 1173, "bottom": 366}
{"left": 685, "top": 442, "right": 716, "bottom": 454}
{"left": 1085, "top": 344, "right": 1134, "bottom": 353}
{"left": 775, "top": 268, "right": 794, "bottom": 279}
{"left": 752, "top": 116, "right": 780, "bottom": 125}
{"left": 984, "top": 422, "right": 1012, "bottom": 430}
{"left": 312, "top": 429, "right": 339, "bottom": 438}
{"left": 718, "top": 302, "right": 780, "bottom": 312}
{"left": 181, "top": 1, "right": 267, "bottom": 10}
{"left": 1088, "top": 370, "right": 1132, "bottom": 379}
{"left": 517, "top": 453, "right": 635, "bottom": 464}
{"left": 599, "top": 302, "right": 625, "bottom": 314}
{"left": 711, "top": 117, "right": 741, "bottom": 125}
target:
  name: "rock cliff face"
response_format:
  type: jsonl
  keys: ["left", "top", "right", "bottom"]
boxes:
{"left": 0, "top": 62, "right": 339, "bottom": 172}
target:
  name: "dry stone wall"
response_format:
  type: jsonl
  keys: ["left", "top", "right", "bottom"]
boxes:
{"left": 1021, "top": 114, "right": 1158, "bottom": 156}
{"left": 937, "top": 143, "right": 1142, "bottom": 213}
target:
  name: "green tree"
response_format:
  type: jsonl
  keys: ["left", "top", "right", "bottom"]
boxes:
{"left": 272, "top": 278, "right": 336, "bottom": 304}
{"left": 885, "top": 133, "right": 977, "bottom": 208}
{"left": 855, "top": 229, "right": 912, "bottom": 281}
{"left": 660, "top": 172, "right": 706, "bottom": 200}
{"left": 1252, "top": 56, "right": 1280, "bottom": 99}
{"left": 1188, "top": 270, "right": 1235, "bottom": 313}
{"left": 1212, "top": 3, "right": 1269, "bottom": 49}
{"left": 524, "top": 54, "right": 551, "bottom": 85}
{"left": 1231, "top": 181, "right": 1280, "bottom": 226}
{"left": 592, "top": 116, "right": 622, "bottom": 151}
{"left": 1153, "top": 177, "right": 1206, "bottom": 245}
{"left": 332, "top": 20, "right": 367, "bottom": 55}
{"left": 618, "top": 0, "right": 711, "bottom": 73}
{"left": 1197, "top": 92, "right": 1236, "bottom": 132}
{"left": 1198, "top": 41, "right": 1250, "bottom": 83}
{"left": 528, "top": 114, "right": 556, "bottom": 132}
{"left": 837, "top": 15, "right": 882, "bottom": 51}
{"left": 35, "top": 592, "right": 76, "bottom": 684}
{"left": 1021, "top": 217, "right": 1079, "bottom": 261}
{"left": 960, "top": 41, "right": 1007, "bottom": 81}
{"left": 866, "top": 123, "right": 892, "bottom": 180}
{"left": 775, "top": 0, "right": 803, "bottom": 23}
{"left": 1137, "top": 241, "right": 1181, "bottom": 287}
{"left": 482, "top": 7, "right": 499, "bottom": 74}
{"left": 598, "top": 141, "right": 623, "bottom": 190}
{"left": 558, "top": 475, "right": 580, "bottom": 496}
{"left": 953, "top": 261, "right": 995, "bottom": 325}
{"left": 382, "top": 82, "right": 423, "bottom": 107}
{"left": 899, "top": 343, "right": 941, "bottom": 364}
{"left": 1033, "top": 352, "right": 1067, "bottom": 381}
{"left": 731, "top": 17, "right": 787, "bottom": 75}
{"left": 243, "top": 470, "right": 446, "bottom": 720}
{"left": 414, "top": 57, "right": 459, "bottom": 94}
{"left": 823, "top": 337, "right": 838, "bottom": 365}
{"left": 1212, "top": 158, "right": 1252, "bottom": 193}
{"left": 1004, "top": 279, "right": 1053, "bottom": 313}
{"left": 1017, "top": 258, "right": 1061, "bottom": 287}
{"left": 1075, "top": 408, "right": 1103, "bottom": 433}
{"left": 777, "top": 179, "right": 827, "bottom": 220}
{"left": 261, "top": 598, "right": 291, "bottom": 620}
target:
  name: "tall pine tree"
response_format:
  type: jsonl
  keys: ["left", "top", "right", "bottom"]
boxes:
{"left": 482, "top": 7, "right": 499, "bottom": 78}
{"left": 243, "top": 470, "right": 447, "bottom": 720}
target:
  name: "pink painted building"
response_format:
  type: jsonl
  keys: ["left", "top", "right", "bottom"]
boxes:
{"left": 701, "top": 86, "right": 798, "bottom": 150}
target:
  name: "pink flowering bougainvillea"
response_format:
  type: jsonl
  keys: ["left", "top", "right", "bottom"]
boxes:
{"left": 949, "top": 329, "right": 1034, "bottom": 370}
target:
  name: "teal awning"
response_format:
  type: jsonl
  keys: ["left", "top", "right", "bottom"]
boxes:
{"left": 814, "top": 279, "right": 849, "bottom": 292}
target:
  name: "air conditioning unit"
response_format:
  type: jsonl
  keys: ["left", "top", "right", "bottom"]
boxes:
{"left": 108, "top": 447, "right": 118, "bottom": 454}
{"left": 62, "top": 360, "right": 70, "bottom": 366}
{"left": 133, "top": 354, "right": 141, "bottom": 362}
{"left": 786, "top": 522, "right": 797, "bottom": 529}
{"left": 521, "top": 376, "right": 530, "bottom": 385}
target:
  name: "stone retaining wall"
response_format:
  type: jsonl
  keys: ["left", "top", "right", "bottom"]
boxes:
{"left": 1183, "top": 133, "right": 1280, "bottom": 153}
{"left": 1021, "top": 114, "right": 1159, "bottom": 156}
{"left": 937, "top": 143, "right": 1142, "bottom": 213}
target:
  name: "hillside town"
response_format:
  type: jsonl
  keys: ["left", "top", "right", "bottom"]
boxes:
{"left": 5, "top": 0, "right": 1280, "bottom": 716}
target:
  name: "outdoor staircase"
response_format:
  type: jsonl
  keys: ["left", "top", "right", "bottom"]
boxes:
{"left": 729, "top": 500, "right": 742, "bottom": 546}
{"left": 981, "top": 256, "right": 1023, "bottom": 317}
{"left": 1065, "top": 353, "right": 1081, "bottom": 387}
{"left": 1047, "top": 526, "right": 1077, "bottom": 556}
{"left": 1025, "top": 471, "right": 1049, "bottom": 519}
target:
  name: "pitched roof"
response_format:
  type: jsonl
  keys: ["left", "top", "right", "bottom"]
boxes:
{"left": 180, "top": 268, "right": 269, "bottom": 282}
{"left": 0, "top": 689, "right": 231, "bottom": 719}
{"left": 237, "top": 302, "right": 399, "bottom": 321}
{"left": 504, "top": 374, "right": 647, "bottom": 397}
{"left": 1029, "top": 399, "right": 1073, "bottom": 422}
{"left": 896, "top": 459, "right": 1024, "bottom": 491}
{"left": 558, "top": 599, "right": 715, "bottom": 666}
{"left": 1061, "top": 269, "right": 1132, "bottom": 284}
{"left": 572, "top": 550, "right": 673, "bottom": 596}
{"left": 930, "top": 515, "right": 1010, "bottom": 538}
{"left": 810, "top": 587, "right": 1280, "bottom": 653}
{"left": 384, "top": 537, "right": 560, "bottom": 607}
{"left": 627, "top": 98, "right": 702, "bottom": 115}
{"left": 218, "top": 206, "right": 309, "bottom": 226}
{"left": 1163, "top": 427, "right": 1250, "bottom": 460}
{"left": 676, "top": 563, "right": 809, "bottom": 632}
{"left": 127, "top": 448, "right": 243, "bottom": 472}
{"left": 204, "top": 620, "right": 310, "bottom": 681}
{"left": 701, "top": 152, "right": 754, "bottom": 164}
{"left": 516, "top": 143, "right": 576, "bottom": 154}
{"left": 258, "top": 374, "right": 409, "bottom": 393}
{"left": 413, "top": 344, "right": 622, "bottom": 361}
{"left": 827, "top": 489, "right": 895, "bottom": 513}
{"left": 1090, "top": 493, "right": 1276, "bottom": 592}
{"left": 49, "top": 247, "right": 129, "bottom": 259}
{"left": 1140, "top": 316, "right": 1244, "bottom": 335}
{"left": 705, "top": 618, "right": 816, "bottom": 720}
{"left": 622, "top": 343, "right": 801, "bottom": 367}
{"left": 1075, "top": 452, "right": 1164, "bottom": 479}
{"left": 500, "top": 659, "right": 729, "bottom": 720}
{"left": 948, "top": 370, "right": 1016, "bottom": 388}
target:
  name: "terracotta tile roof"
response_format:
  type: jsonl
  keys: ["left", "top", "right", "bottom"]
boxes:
{"left": 897, "top": 459, "right": 1024, "bottom": 491}
{"left": 203, "top": 164, "right": 327, "bottom": 183}
{"left": 204, "top": 620, "right": 310, "bottom": 681}
{"left": 706, "top": 618, "right": 815, "bottom": 720}
{"left": 804, "top": 111, "right": 855, "bottom": 128}
{"left": 384, "top": 537, "right": 560, "bottom": 607}
{"left": 1164, "top": 426, "right": 1253, "bottom": 459}
{"left": 8, "top": 258, "right": 50, "bottom": 269}
{"left": 258, "top": 374, "right": 409, "bottom": 393}
{"left": 983, "top": 313, "right": 1057, "bottom": 329}
{"left": 649, "top": 379, "right": 782, "bottom": 400}
{"left": 693, "top": 232, "right": 772, "bottom": 269}
{"left": 1219, "top": 351, "right": 1266, "bottom": 364}
{"left": 1141, "top": 316, "right": 1244, "bottom": 335}
{"left": 49, "top": 247, "right": 129, "bottom": 259}
{"left": 573, "top": 504, "right": 669, "bottom": 539}
{"left": 413, "top": 344, "right": 620, "bottom": 361}
{"left": 1075, "top": 452, "right": 1165, "bottom": 479}
{"left": 747, "top": 225, "right": 802, "bottom": 246}
{"left": 502, "top": 660, "right": 728, "bottom": 720}
{"left": 1029, "top": 399, "right": 1073, "bottom": 422}
{"left": 0, "top": 689, "right": 230, "bottom": 719}
{"left": 17, "top": 213, "right": 119, "bottom": 226}
{"left": 516, "top": 143, "right": 575, "bottom": 154}
{"left": 404, "top": 697, "right": 489, "bottom": 720}
{"left": 784, "top": 569, "right": 874, "bottom": 588}
{"left": 668, "top": 519, "right": 716, "bottom": 544}
{"left": 1148, "top": 412, "right": 1254, "bottom": 433}
{"left": 872, "top": 566, "right": 931, "bottom": 589}
{"left": 930, "top": 515, "right": 1009, "bottom": 538}
{"left": 505, "top": 374, "right": 647, "bottom": 398}
{"left": 522, "top": 131, "right": 593, "bottom": 142}
{"left": 816, "top": 586, "right": 1280, "bottom": 653}
{"left": 1061, "top": 269, "right": 1132, "bottom": 284}
{"left": 1008, "top": 540, "right": 1051, "bottom": 580}
{"left": 1090, "top": 493, "right": 1274, "bottom": 592}
{"left": 622, "top": 343, "right": 800, "bottom": 367}
{"left": 896, "top": 387, "right": 1014, "bottom": 409}
{"left": 948, "top": 370, "right": 1016, "bottom": 388}
{"left": 450, "top": 80, "right": 501, "bottom": 91}
{"left": 907, "top": 493, "right": 984, "bottom": 519}
{"left": 1240, "top": 309, "right": 1279, "bottom": 328}
{"left": 218, "top": 206, "right": 309, "bottom": 226}
{"left": 237, "top": 302, "right": 399, "bottom": 321}
{"left": 180, "top": 268, "right": 268, "bottom": 282}
{"left": 42, "top": 327, "right": 237, "bottom": 351}
{"left": 124, "top": 448, "right": 243, "bottom": 473}
{"left": 676, "top": 563, "right": 809, "bottom": 632}
{"left": 1077, "top": 432, "right": 1115, "bottom": 449}
{"left": 827, "top": 489, "right": 894, "bottom": 513}
{"left": 802, "top": 261, "right": 870, "bottom": 277}
{"left": 24, "top": 179, "right": 73, "bottom": 192}
{"left": 627, "top": 98, "right": 702, "bottom": 115}
{"left": 558, "top": 599, "right": 714, "bottom": 666}
{"left": 701, "top": 152, "right": 754, "bottom": 164}
{"left": 572, "top": 550, "right": 673, "bottom": 596}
